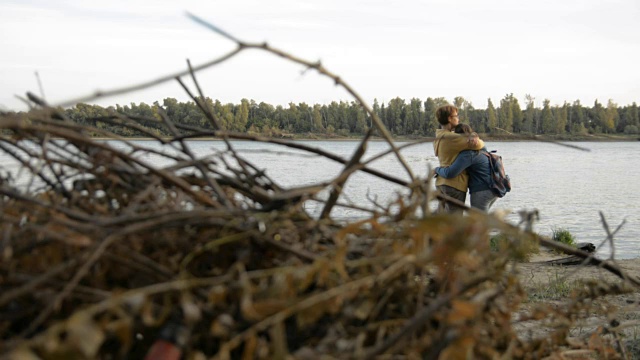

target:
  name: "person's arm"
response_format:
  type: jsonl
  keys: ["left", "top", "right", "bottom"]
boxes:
{"left": 435, "top": 151, "right": 473, "bottom": 178}
{"left": 441, "top": 132, "right": 484, "bottom": 152}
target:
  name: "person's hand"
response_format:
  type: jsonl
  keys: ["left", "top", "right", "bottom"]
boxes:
{"left": 467, "top": 132, "right": 479, "bottom": 147}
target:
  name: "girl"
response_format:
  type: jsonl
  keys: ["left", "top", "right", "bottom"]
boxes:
{"left": 434, "top": 124, "right": 497, "bottom": 211}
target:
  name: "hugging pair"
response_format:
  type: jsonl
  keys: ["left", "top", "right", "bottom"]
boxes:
{"left": 433, "top": 105, "right": 497, "bottom": 212}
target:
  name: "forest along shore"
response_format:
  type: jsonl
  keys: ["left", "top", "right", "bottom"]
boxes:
{"left": 93, "top": 133, "right": 640, "bottom": 142}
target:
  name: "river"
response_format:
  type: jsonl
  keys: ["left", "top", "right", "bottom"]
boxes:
{"left": 2, "top": 139, "right": 639, "bottom": 259}
{"left": 190, "top": 139, "right": 640, "bottom": 259}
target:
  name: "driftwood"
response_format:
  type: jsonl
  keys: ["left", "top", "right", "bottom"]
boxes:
{"left": 544, "top": 243, "right": 597, "bottom": 266}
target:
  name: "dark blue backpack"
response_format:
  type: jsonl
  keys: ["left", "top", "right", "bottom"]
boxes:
{"left": 483, "top": 150, "right": 511, "bottom": 197}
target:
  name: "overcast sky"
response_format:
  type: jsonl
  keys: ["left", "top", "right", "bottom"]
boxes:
{"left": 1, "top": 0, "right": 639, "bottom": 112}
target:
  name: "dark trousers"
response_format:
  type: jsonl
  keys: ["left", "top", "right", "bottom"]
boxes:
{"left": 436, "top": 185, "right": 466, "bottom": 213}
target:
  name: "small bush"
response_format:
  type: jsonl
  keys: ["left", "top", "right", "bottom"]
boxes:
{"left": 552, "top": 228, "right": 576, "bottom": 247}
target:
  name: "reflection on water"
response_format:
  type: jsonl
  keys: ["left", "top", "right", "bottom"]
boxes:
{"left": 2, "top": 139, "right": 639, "bottom": 259}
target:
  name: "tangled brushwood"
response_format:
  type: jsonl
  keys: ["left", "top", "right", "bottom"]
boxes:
{"left": 2, "top": 16, "right": 640, "bottom": 359}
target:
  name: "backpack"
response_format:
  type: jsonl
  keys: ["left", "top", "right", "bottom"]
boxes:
{"left": 483, "top": 150, "right": 511, "bottom": 197}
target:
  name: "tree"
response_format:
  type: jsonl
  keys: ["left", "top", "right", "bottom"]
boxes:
{"left": 233, "top": 98, "right": 250, "bottom": 132}
{"left": 312, "top": 104, "right": 324, "bottom": 132}
{"left": 522, "top": 95, "right": 536, "bottom": 134}
{"left": 541, "top": 99, "right": 555, "bottom": 134}
{"left": 406, "top": 98, "right": 423, "bottom": 135}
{"left": 511, "top": 96, "right": 523, "bottom": 133}
{"left": 498, "top": 94, "right": 514, "bottom": 133}
{"left": 222, "top": 103, "right": 235, "bottom": 130}
{"left": 162, "top": 97, "right": 179, "bottom": 118}
{"left": 337, "top": 101, "right": 350, "bottom": 133}
{"left": 603, "top": 99, "right": 618, "bottom": 133}
{"left": 296, "top": 102, "right": 313, "bottom": 133}
{"left": 423, "top": 98, "right": 437, "bottom": 136}
{"left": 630, "top": 102, "right": 639, "bottom": 127}
{"left": 554, "top": 103, "right": 568, "bottom": 134}
{"left": 454, "top": 96, "right": 475, "bottom": 128}
{"left": 432, "top": 97, "right": 449, "bottom": 108}
{"left": 590, "top": 100, "right": 606, "bottom": 133}
{"left": 351, "top": 102, "right": 367, "bottom": 134}
{"left": 486, "top": 99, "right": 498, "bottom": 132}
{"left": 386, "top": 97, "right": 406, "bottom": 135}
{"left": 453, "top": 96, "right": 465, "bottom": 109}
{"left": 570, "top": 100, "right": 586, "bottom": 133}
{"left": 468, "top": 108, "right": 486, "bottom": 133}
{"left": 372, "top": 98, "right": 381, "bottom": 129}
{"left": 379, "top": 103, "right": 386, "bottom": 133}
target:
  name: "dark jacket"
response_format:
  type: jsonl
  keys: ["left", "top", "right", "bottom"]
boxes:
{"left": 435, "top": 148, "right": 492, "bottom": 193}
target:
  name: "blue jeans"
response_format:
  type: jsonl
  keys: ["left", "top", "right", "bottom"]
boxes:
{"left": 470, "top": 189, "right": 497, "bottom": 212}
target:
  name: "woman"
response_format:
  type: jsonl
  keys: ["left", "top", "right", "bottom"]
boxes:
{"left": 434, "top": 124, "right": 497, "bottom": 211}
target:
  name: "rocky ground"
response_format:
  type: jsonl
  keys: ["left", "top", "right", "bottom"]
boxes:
{"left": 514, "top": 250, "right": 640, "bottom": 357}
{"left": 519, "top": 252, "right": 640, "bottom": 291}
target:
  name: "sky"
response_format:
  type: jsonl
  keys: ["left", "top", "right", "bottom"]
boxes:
{"left": 1, "top": 0, "right": 639, "bottom": 112}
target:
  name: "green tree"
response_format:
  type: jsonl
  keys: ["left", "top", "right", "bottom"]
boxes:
{"left": 570, "top": 100, "right": 586, "bottom": 133}
{"left": 498, "top": 94, "right": 514, "bottom": 133}
{"left": 511, "top": 96, "right": 523, "bottom": 133}
{"left": 337, "top": 101, "right": 350, "bottom": 134}
{"left": 468, "top": 108, "right": 486, "bottom": 133}
{"left": 486, "top": 99, "right": 498, "bottom": 132}
{"left": 630, "top": 102, "right": 639, "bottom": 127}
{"left": 162, "top": 98, "right": 187, "bottom": 123}
{"left": 522, "top": 94, "right": 536, "bottom": 134}
{"left": 312, "top": 104, "right": 324, "bottom": 132}
{"left": 222, "top": 103, "right": 235, "bottom": 130}
{"left": 554, "top": 103, "right": 568, "bottom": 134}
{"left": 350, "top": 102, "right": 367, "bottom": 134}
{"left": 453, "top": 96, "right": 465, "bottom": 121}
{"left": 405, "top": 98, "right": 423, "bottom": 135}
{"left": 372, "top": 98, "right": 381, "bottom": 130}
{"left": 454, "top": 96, "right": 476, "bottom": 129}
{"left": 590, "top": 100, "right": 606, "bottom": 133}
{"left": 258, "top": 102, "right": 275, "bottom": 129}
{"left": 432, "top": 97, "right": 449, "bottom": 108}
{"left": 233, "top": 98, "right": 250, "bottom": 132}
{"left": 386, "top": 97, "right": 406, "bottom": 134}
{"left": 603, "top": 99, "right": 618, "bottom": 133}
{"left": 296, "top": 102, "right": 313, "bottom": 133}
{"left": 541, "top": 99, "right": 555, "bottom": 134}
{"left": 423, "top": 97, "right": 437, "bottom": 136}
{"left": 323, "top": 102, "right": 342, "bottom": 133}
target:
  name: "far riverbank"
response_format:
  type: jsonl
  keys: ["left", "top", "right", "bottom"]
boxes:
{"left": 92, "top": 133, "right": 640, "bottom": 142}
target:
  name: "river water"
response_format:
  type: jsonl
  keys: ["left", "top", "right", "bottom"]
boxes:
{"left": 2, "top": 139, "right": 639, "bottom": 259}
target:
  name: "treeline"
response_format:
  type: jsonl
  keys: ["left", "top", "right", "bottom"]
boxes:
{"left": 56, "top": 95, "right": 640, "bottom": 137}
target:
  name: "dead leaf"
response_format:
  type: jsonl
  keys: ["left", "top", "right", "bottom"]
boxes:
{"left": 447, "top": 300, "right": 479, "bottom": 324}
{"left": 66, "top": 312, "right": 106, "bottom": 358}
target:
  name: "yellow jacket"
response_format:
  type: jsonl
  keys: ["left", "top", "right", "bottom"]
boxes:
{"left": 433, "top": 129, "right": 485, "bottom": 192}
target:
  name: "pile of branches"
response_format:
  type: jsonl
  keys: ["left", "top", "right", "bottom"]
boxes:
{"left": 1, "top": 17, "right": 639, "bottom": 359}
